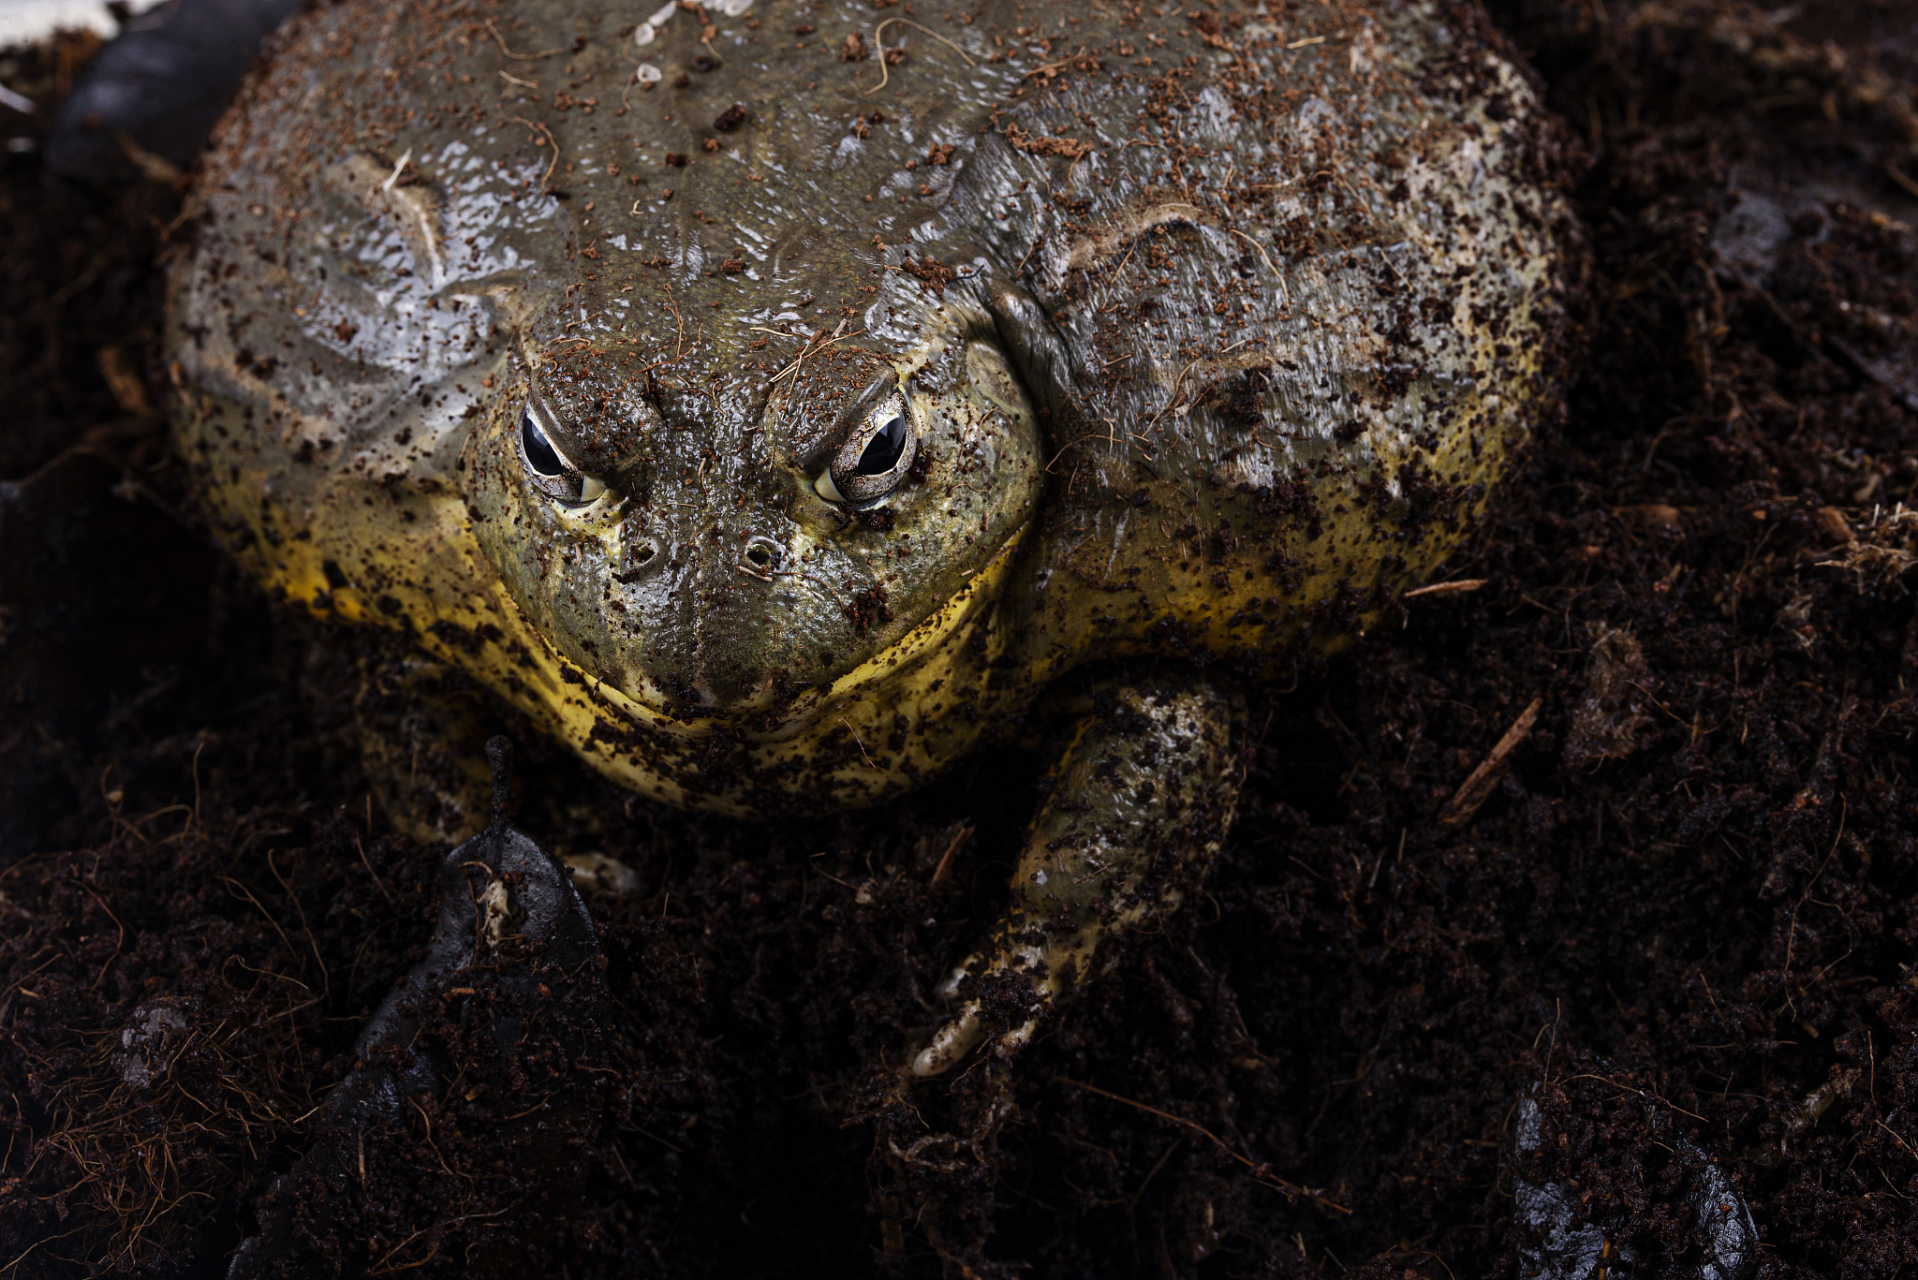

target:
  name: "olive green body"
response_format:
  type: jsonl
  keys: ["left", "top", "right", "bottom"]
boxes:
{"left": 168, "top": 0, "right": 1571, "bottom": 818}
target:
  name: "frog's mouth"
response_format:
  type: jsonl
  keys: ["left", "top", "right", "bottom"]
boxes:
{"left": 530, "top": 527, "right": 1028, "bottom": 736}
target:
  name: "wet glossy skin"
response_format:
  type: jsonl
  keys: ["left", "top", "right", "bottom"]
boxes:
{"left": 169, "top": 0, "right": 1571, "bottom": 819}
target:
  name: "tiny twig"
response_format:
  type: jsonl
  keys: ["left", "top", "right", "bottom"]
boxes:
{"left": 770, "top": 327, "right": 872, "bottom": 384}
{"left": 1877, "top": 1117, "right": 1918, "bottom": 1164}
{"left": 1558, "top": 1073, "right": 1710, "bottom": 1124}
{"left": 75, "top": 883, "right": 126, "bottom": 991}
{"left": 929, "top": 824, "right": 973, "bottom": 888}
{"left": 1021, "top": 49, "right": 1097, "bottom": 80}
{"left": 503, "top": 1091, "right": 561, "bottom": 1122}
{"left": 1785, "top": 794, "right": 1846, "bottom": 973}
{"left": 267, "top": 849, "right": 331, "bottom": 1003}
{"left": 380, "top": 148, "right": 412, "bottom": 193}
{"left": 1886, "top": 160, "right": 1918, "bottom": 201}
{"left": 1438, "top": 697, "right": 1541, "bottom": 829}
{"left": 1404, "top": 578, "right": 1488, "bottom": 599}
{"left": 485, "top": 19, "right": 562, "bottom": 59}
{"left": 838, "top": 717, "right": 880, "bottom": 771}
{"left": 509, "top": 116, "right": 561, "bottom": 185}
{"left": 797, "top": 572, "right": 849, "bottom": 611}
{"left": 1014, "top": 233, "right": 1043, "bottom": 279}
{"left": 1051, "top": 1075, "right": 1352, "bottom": 1214}
{"left": 861, "top": 16, "right": 977, "bottom": 95}
{"left": 662, "top": 280, "right": 687, "bottom": 357}
{"left": 1140, "top": 336, "right": 1258, "bottom": 436}
{"left": 1226, "top": 227, "right": 1288, "bottom": 308}
{"left": 354, "top": 833, "right": 395, "bottom": 904}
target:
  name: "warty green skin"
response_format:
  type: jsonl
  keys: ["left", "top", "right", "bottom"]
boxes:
{"left": 168, "top": 0, "right": 1572, "bottom": 1067}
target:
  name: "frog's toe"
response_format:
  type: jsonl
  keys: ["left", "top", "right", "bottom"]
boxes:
{"left": 911, "top": 998, "right": 985, "bottom": 1077}
{"left": 911, "top": 934, "right": 1083, "bottom": 1075}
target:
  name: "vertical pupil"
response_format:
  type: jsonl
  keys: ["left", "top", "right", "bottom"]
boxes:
{"left": 521, "top": 411, "right": 567, "bottom": 476}
{"left": 855, "top": 414, "right": 906, "bottom": 475}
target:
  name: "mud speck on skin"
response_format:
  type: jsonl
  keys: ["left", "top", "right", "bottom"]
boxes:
{"left": 7, "top": 2, "right": 1918, "bottom": 1276}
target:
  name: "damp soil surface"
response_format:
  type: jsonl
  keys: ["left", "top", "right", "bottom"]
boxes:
{"left": 7, "top": 2, "right": 1918, "bottom": 1277}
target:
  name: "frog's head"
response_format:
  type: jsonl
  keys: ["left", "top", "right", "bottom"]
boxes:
{"left": 463, "top": 283, "right": 1045, "bottom": 721}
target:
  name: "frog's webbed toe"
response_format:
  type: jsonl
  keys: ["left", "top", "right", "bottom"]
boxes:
{"left": 911, "top": 673, "right": 1245, "bottom": 1077}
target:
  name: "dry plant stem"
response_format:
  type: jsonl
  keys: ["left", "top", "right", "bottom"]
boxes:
{"left": 509, "top": 116, "right": 560, "bottom": 184}
{"left": 484, "top": 19, "right": 560, "bottom": 59}
{"left": 1404, "top": 577, "right": 1488, "bottom": 599}
{"left": 1438, "top": 697, "right": 1542, "bottom": 828}
{"left": 928, "top": 823, "right": 972, "bottom": 888}
{"left": 1050, "top": 1076, "right": 1351, "bottom": 1214}
{"left": 861, "top": 17, "right": 976, "bottom": 95}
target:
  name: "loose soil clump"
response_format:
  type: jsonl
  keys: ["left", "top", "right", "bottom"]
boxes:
{"left": 6, "top": 2, "right": 1918, "bottom": 1276}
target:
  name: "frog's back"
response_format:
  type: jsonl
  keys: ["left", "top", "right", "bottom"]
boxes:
{"left": 959, "top": 4, "right": 1574, "bottom": 680}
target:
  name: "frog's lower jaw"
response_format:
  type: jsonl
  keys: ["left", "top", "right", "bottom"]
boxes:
{"left": 458, "top": 529, "right": 1040, "bottom": 820}
{"left": 909, "top": 670, "right": 1245, "bottom": 1078}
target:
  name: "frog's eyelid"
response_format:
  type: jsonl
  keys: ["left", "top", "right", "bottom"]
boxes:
{"left": 813, "top": 470, "right": 848, "bottom": 503}
{"left": 813, "top": 375, "right": 906, "bottom": 458}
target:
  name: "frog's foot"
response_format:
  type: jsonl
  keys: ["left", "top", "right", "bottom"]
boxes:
{"left": 354, "top": 641, "right": 495, "bottom": 845}
{"left": 910, "top": 671, "right": 1245, "bottom": 1077}
{"left": 229, "top": 739, "right": 610, "bottom": 1279}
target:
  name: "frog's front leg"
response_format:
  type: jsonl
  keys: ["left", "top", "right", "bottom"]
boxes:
{"left": 911, "top": 671, "right": 1245, "bottom": 1077}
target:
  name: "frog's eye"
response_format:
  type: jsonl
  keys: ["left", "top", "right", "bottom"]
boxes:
{"left": 517, "top": 405, "right": 607, "bottom": 505}
{"left": 815, "top": 391, "right": 916, "bottom": 505}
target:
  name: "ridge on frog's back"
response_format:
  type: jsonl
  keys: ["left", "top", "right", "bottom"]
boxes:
{"left": 169, "top": 0, "right": 1574, "bottom": 820}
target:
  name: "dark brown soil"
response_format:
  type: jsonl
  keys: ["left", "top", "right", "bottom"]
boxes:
{"left": 7, "top": 2, "right": 1918, "bottom": 1277}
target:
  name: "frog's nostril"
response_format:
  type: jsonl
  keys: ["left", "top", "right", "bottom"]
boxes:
{"left": 615, "top": 540, "right": 661, "bottom": 583}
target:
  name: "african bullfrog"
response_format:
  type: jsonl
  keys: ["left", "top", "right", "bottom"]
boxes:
{"left": 167, "top": 0, "right": 1572, "bottom": 1074}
